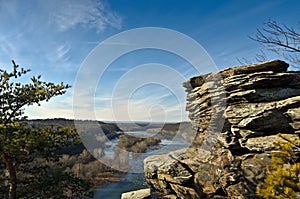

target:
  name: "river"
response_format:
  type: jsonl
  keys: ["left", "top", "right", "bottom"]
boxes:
{"left": 92, "top": 131, "right": 189, "bottom": 199}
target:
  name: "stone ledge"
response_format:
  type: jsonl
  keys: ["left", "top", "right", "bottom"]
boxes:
{"left": 121, "top": 188, "right": 151, "bottom": 199}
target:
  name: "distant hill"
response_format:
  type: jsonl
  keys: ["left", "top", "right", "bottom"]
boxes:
{"left": 26, "top": 118, "right": 193, "bottom": 141}
{"left": 26, "top": 118, "right": 123, "bottom": 138}
{"left": 24, "top": 118, "right": 124, "bottom": 156}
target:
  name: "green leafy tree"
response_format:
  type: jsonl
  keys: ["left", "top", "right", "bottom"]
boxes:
{"left": 257, "top": 134, "right": 300, "bottom": 199}
{"left": 0, "top": 61, "right": 92, "bottom": 198}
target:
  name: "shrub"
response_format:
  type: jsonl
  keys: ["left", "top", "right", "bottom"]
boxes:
{"left": 257, "top": 134, "right": 300, "bottom": 199}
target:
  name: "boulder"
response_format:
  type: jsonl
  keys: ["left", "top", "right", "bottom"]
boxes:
{"left": 121, "top": 188, "right": 151, "bottom": 199}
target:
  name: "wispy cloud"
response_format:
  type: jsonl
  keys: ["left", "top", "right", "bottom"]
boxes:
{"left": 46, "top": 44, "right": 73, "bottom": 70}
{"left": 24, "top": 93, "right": 75, "bottom": 119}
{"left": 55, "top": 44, "right": 70, "bottom": 61}
{"left": 25, "top": 102, "right": 75, "bottom": 119}
{"left": 94, "top": 97, "right": 187, "bottom": 122}
{"left": 49, "top": 0, "right": 122, "bottom": 33}
{"left": 68, "top": 84, "right": 188, "bottom": 122}
{"left": 0, "top": 34, "right": 17, "bottom": 57}
{"left": 0, "top": 0, "right": 122, "bottom": 70}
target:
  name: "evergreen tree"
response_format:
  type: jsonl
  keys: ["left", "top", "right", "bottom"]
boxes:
{"left": 0, "top": 61, "right": 92, "bottom": 198}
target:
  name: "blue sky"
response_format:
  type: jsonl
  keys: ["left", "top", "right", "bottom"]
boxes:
{"left": 0, "top": 0, "right": 299, "bottom": 122}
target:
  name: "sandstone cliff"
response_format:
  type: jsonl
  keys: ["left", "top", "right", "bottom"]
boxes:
{"left": 144, "top": 60, "right": 300, "bottom": 198}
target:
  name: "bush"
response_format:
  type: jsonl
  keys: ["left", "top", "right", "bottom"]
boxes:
{"left": 257, "top": 134, "right": 300, "bottom": 199}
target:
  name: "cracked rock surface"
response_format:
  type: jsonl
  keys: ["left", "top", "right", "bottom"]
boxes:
{"left": 144, "top": 60, "right": 300, "bottom": 198}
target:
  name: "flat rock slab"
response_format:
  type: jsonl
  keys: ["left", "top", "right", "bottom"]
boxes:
{"left": 121, "top": 188, "right": 151, "bottom": 199}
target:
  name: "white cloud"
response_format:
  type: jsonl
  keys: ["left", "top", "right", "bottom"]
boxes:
{"left": 0, "top": 34, "right": 16, "bottom": 57}
{"left": 25, "top": 95, "right": 188, "bottom": 122}
{"left": 47, "top": 44, "right": 71, "bottom": 62}
{"left": 0, "top": 30, "right": 24, "bottom": 65}
{"left": 93, "top": 94, "right": 187, "bottom": 122}
{"left": 45, "top": 44, "right": 73, "bottom": 70}
{"left": 71, "top": 63, "right": 189, "bottom": 122}
{"left": 56, "top": 44, "right": 70, "bottom": 61}
{"left": 25, "top": 104, "right": 75, "bottom": 119}
{"left": 49, "top": 0, "right": 122, "bottom": 32}
{"left": 24, "top": 95, "right": 74, "bottom": 119}
{"left": 0, "top": 0, "right": 122, "bottom": 70}
{"left": 24, "top": 76, "right": 188, "bottom": 122}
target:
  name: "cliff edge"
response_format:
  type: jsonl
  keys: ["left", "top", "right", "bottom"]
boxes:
{"left": 144, "top": 60, "right": 300, "bottom": 198}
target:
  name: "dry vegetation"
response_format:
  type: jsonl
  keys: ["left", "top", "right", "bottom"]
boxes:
{"left": 116, "top": 134, "right": 161, "bottom": 153}
{"left": 4, "top": 149, "right": 125, "bottom": 191}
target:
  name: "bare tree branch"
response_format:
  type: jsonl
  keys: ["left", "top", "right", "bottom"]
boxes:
{"left": 249, "top": 20, "right": 300, "bottom": 69}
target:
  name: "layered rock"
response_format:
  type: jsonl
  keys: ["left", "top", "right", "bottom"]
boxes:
{"left": 144, "top": 60, "right": 300, "bottom": 198}
{"left": 121, "top": 188, "right": 151, "bottom": 199}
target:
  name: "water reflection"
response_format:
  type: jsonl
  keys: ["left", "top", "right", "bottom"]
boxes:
{"left": 93, "top": 131, "right": 188, "bottom": 199}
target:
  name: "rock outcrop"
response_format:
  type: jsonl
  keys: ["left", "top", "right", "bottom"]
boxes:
{"left": 144, "top": 60, "right": 300, "bottom": 198}
{"left": 121, "top": 188, "right": 151, "bottom": 199}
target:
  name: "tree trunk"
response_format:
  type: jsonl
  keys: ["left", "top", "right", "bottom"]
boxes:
{"left": 3, "top": 153, "right": 17, "bottom": 199}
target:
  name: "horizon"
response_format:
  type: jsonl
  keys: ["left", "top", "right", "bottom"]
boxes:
{"left": 1, "top": 1, "right": 299, "bottom": 122}
{"left": 27, "top": 117, "right": 188, "bottom": 124}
